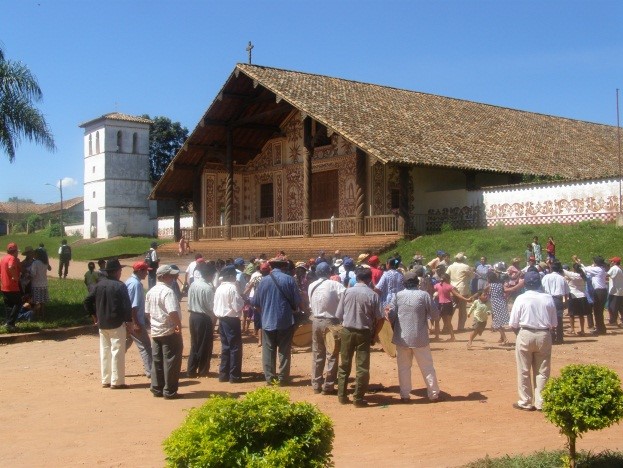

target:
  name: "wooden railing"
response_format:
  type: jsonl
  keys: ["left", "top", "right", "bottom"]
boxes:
{"left": 195, "top": 215, "right": 406, "bottom": 240}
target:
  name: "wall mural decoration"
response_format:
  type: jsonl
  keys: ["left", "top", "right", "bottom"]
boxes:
{"left": 427, "top": 206, "right": 484, "bottom": 231}
{"left": 289, "top": 142, "right": 302, "bottom": 164}
{"left": 485, "top": 195, "right": 620, "bottom": 226}
{"left": 204, "top": 174, "right": 217, "bottom": 226}
{"left": 273, "top": 141, "right": 283, "bottom": 166}
{"left": 372, "top": 162, "right": 385, "bottom": 215}
{"left": 285, "top": 165, "right": 303, "bottom": 221}
{"left": 274, "top": 172, "right": 283, "bottom": 222}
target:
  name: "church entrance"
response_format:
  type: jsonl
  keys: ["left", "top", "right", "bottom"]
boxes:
{"left": 311, "top": 170, "right": 339, "bottom": 219}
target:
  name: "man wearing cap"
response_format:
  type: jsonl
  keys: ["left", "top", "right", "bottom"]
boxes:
{"left": 386, "top": 271, "right": 441, "bottom": 403}
{"left": 607, "top": 257, "right": 623, "bottom": 327}
{"left": 146, "top": 241, "right": 159, "bottom": 290}
{"left": 308, "top": 262, "right": 346, "bottom": 395}
{"left": 147, "top": 264, "right": 183, "bottom": 399}
{"left": 446, "top": 253, "right": 474, "bottom": 331}
{"left": 374, "top": 257, "right": 404, "bottom": 310}
{"left": 541, "top": 261, "right": 569, "bottom": 344}
{"left": 84, "top": 259, "right": 133, "bottom": 389}
{"left": 339, "top": 257, "right": 356, "bottom": 288}
{"left": 583, "top": 256, "right": 608, "bottom": 334}
{"left": 252, "top": 256, "right": 301, "bottom": 385}
{"left": 509, "top": 270, "right": 557, "bottom": 411}
{"left": 1, "top": 243, "right": 22, "bottom": 332}
{"left": 187, "top": 262, "right": 217, "bottom": 378}
{"left": 183, "top": 253, "right": 204, "bottom": 290}
{"left": 214, "top": 265, "right": 245, "bottom": 383}
{"left": 426, "top": 250, "right": 446, "bottom": 271}
{"left": 58, "top": 239, "right": 72, "bottom": 279}
{"left": 233, "top": 257, "right": 247, "bottom": 294}
{"left": 356, "top": 253, "right": 370, "bottom": 267}
{"left": 125, "top": 261, "right": 152, "bottom": 379}
{"left": 336, "top": 268, "right": 384, "bottom": 407}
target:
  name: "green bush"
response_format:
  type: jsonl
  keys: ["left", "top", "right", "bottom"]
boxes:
{"left": 163, "top": 387, "right": 334, "bottom": 467}
{"left": 542, "top": 364, "right": 623, "bottom": 468}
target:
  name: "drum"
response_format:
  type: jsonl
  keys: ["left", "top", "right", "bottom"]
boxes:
{"left": 377, "top": 319, "right": 396, "bottom": 358}
{"left": 292, "top": 321, "right": 313, "bottom": 347}
{"left": 324, "top": 324, "right": 343, "bottom": 356}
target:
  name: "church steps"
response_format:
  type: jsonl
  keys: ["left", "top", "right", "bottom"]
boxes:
{"left": 157, "top": 235, "right": 403, "bottom": 262}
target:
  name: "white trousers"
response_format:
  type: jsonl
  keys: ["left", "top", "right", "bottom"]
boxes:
{"left": 396, "top": 344, "right": 440, "bottom": 400}
{"left": 100, "top": 324, "right": 126, "bottom": 386}
{"left": 515, "top": 329, "right": 552, "bottom": 409}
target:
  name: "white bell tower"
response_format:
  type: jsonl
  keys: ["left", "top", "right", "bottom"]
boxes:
{"left": 79, "top": 113, "right": 154, "bottom": 239}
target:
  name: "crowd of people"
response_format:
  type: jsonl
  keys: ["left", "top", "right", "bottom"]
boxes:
{"left": 3, "top": 234, "right": 623, "bottom": 409}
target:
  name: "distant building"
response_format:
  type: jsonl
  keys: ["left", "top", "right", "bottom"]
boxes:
{"left": 79, "top": 113, "right": 156, "bottom": 239}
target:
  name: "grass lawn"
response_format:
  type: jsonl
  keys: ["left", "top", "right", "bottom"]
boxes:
{"left": 0, "top": 233, "right": 166, "bottom": 261}
{"left": 0, "top": 278, "right": 92, "bottom": 334}
{"left": 388, "top": 220, "right": 623, "bottom": 267}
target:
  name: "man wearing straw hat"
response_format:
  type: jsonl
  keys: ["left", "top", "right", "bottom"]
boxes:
{"left": 309, "top": 262, "right": 346, "bottom": 395}
{"left": 84, "top": 258, "right": 133, "bottom": 389}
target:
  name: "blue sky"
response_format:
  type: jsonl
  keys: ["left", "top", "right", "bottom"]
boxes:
{"left": 1, "top": 0, "right": 622, "bottom": 203}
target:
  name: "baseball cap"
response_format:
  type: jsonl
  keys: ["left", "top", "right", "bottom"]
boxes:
{"left": 156, "top": 264, "right": 180, "bottom": 277}
{"left": 403, "top": 270, "right": 418, "bottom": 282}
{"left": 316, "top": 262, "right": 331, "bottom": 277}
{"left": 610, "top": 256, "right": 621, "bottom": 263}
{"left": 523, "top": 271, "right": 542, "bottom": 290}
{"left": 234, "top": 257, "right": 245, "bottom": 267}
{"left": 132, "top": 261, "right": 151, "bottom": 271}
{"left": 368, "top": 255, "right": 380, "bottom": 267}
{"left": 7, "top": 242, "right": 18, "bottom": 252}
{"left": 221, "top": 265, "right": 238, "bottom": 278}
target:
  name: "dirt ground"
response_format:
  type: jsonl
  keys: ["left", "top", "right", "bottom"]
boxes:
{"left": 1, "top": 257, "right": 622, "bottom": 467}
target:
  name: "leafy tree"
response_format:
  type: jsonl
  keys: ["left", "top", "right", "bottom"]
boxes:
{"left": 141, "top": 114, "right": 188, "bottom": 183}
{"left": 0, "top": 46, "right": 55, "bottom": 162}
{"left": 542, "top": 364, "right": 623, "bottom": 468}
{"left": 7, "top": 196, "right": 34, "bottom": 203}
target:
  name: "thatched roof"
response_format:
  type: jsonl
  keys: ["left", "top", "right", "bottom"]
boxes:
{"left": 151, "top": 64, "right": 619, "bottom": 200}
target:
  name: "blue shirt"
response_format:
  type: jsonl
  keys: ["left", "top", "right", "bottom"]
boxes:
{"left": 125, "top": 274, "right": 146, "bottom": 327}
{"left": 252, "top": 268, "right": 301, "bottom": 331}
{"left": 375, "top": 269, "right": 405, "bottom": 309}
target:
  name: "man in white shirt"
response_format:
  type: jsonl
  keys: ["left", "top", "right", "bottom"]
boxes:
{"left": 183, "top": 253, "right": 204, "bottom": 290}
{"left": 607, "top": 256, "right": 623, "bottom": 327}
{"left": 146, "top": 264, "right": 182, "bottom": 399}
{"left": 540, "top": 262, "right": 569, "bottom": 344}
{"left": 308, "top": 262, "right": 346, "bottom": 395}
{"left": 445, "top": 253, "right": 473, "bottom": 331}
{"left": 509, "top": 271, "right": 557, "bottom": 411}
{"left": 583, "top": 256, "right": 608, "bottom": 334}
{"left": 213, "top": 265, "right": 245, "bottom": 383}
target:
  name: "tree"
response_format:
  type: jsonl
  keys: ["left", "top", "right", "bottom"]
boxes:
{"left": 7, "top": 196, "right": 34, "bottom": 203}
{"left": 142, "top": 114, "right": 188, "bottom": 183}
{"left": 0, "top": 46, "right": 55, "bottom": 162}
{"left": 542, "top": 364, "right": 623, "bottom": 468}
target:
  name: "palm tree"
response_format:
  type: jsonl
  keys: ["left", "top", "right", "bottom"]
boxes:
{"left": 0, "top": 46, "right": 55, "bottom": 162}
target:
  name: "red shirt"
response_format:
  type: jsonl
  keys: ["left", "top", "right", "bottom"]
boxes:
{"left": 1, "top": 254, "right": 21, "bottom": 292}
{"left": 370, "top": 266, "right": 383, "bottom": 286}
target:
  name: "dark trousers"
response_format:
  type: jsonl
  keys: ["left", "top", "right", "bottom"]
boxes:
{"left": 148, "top": 272, "right": 156, "bottom": 290}
{"left": 593, "top": 289, "right": 607, "bottom": 333}
{"left": 151, "top": 333, "right": 183, "bottom": 397}
{"left": 262, "top": 325, "right": 295, "bottom": 384}
{"left": 551, "top": 296, "right": 564, "bottom": 344}
{"left": 218, "top": 317, "right": 242, "bottom": 381}
{"left": 2, "top": 291, "right": 21, "bottom": 327}
{"left": 187, "top": 312, "right": 214, "bottom": 376}
{"left": 58, "top": 260, "right": 69, "bottom": 278}
{"left": 337, "top": 327, "right": 372, "bottom": 402}
{"left": 608, "top": 294, "right": 623, "bottom": 325}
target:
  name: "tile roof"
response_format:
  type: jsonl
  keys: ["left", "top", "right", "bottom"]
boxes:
{"left": 79, "top": 112, "right": 152, "bottom": 128}
{"left": 237, "top": 64, "right": 619, "bottom": 179}
{"left": 0, "top": 196, "right": 83, "bottom": 215}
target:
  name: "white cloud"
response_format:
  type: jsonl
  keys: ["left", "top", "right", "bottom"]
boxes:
{"left": 59, "top": 177, "right": 77, "bottom": 188}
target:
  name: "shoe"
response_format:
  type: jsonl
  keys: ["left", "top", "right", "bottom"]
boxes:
{"left": 322, "top": 388, "right": 337, "bottom": 396}
{"left": 313, "top": 388, "right": 322, "bottom": 394}
{"left": 151, "top": 389, "right": 163, "bottom": 398}
{"left": 400, "top": 397, "right": 411, "bottom": 403}
{"left": 186, "top": 372, "right": 198, "bottom": 379}
{"left": 353, "top": 399, "right": 369, "bottom": 408}
{"left": 218, "top": 376, "right": 228, "bottom": 383}
{"left": 110, "top": 384, "right": 129, "bottom": 390}
{"left": 102, "top": 383, "right": 111, "bottom": 388}
{"left": 163, "top": 393, "right": 182, "bottom": 400}
{"left": 512, "top": 403, "right": 536, "bottom": 412}
{"left": 229, "top": 377, "right": 242, "bottom": 384}
{"left": 338, "top": 397, "right": 351, "bottom": 405}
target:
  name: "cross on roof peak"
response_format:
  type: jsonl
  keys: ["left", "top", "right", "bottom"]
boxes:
{"left": 246, "top": 41, "right": 254, "bottom": 64}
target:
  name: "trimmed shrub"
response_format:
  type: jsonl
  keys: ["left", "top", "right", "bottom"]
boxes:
{"left": 163, "top": 387, "right": 334, "bottom": 467}
{"left": 542, "top": 364, "right": 623, "bottom": 468}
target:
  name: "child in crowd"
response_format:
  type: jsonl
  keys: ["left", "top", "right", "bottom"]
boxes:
{"left": 532, "top": 236, "right": 542, "bottom": 262}
{"left": 524, "top": 244, "right": 533, "bottom": 265}
{"left": 84, "top": 262, "right": 99, "bottom": 292}
{"left": 17, "top": 294, "right": 35, "bottom": 322}
{"left": 467, "top": 291, "right": 491, "bottom": 348}
{"left": 546, "top": 236, "right": 556, "bottom": 262}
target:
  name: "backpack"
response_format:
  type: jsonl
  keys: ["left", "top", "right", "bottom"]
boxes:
{"left": 60, "top": 244, "right": 72, "bottom": 261}
{"left": 145, "top": 250, "right": 154, "bottom": 268}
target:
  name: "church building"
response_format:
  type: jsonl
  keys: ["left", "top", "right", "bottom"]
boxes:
{"left": 151, "top": 64, "right": 619, "bottom": 240}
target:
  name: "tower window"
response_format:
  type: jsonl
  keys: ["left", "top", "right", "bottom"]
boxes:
{"left": 132, "top": 132, "right": 138, "bottom": 154}
{"left": 95, "top": 132, "right": 100, "bottom": 153}
{"left": 88, "top": 134, "right": 92, "bottom": 155}
{"left": 116, "top": 130, "right": 122, "bottom": 152}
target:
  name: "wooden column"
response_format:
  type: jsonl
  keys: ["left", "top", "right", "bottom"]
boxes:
{"left": 355, "top": 148, "right": 367, "bottom": 236}
{"left": 173, "top": 202, "right": 181, "bottom": 241}
{"left": 224, "top": 129, "right": 234, "bottom": 240}
{"left": 192, "top": 170, "right": 202, "bottom": 241}
{"left": 302, "top": 117, "right": 313, "bottom": 237}
{"left": 398, "top": 165, "right": 410, "bottom": 235}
